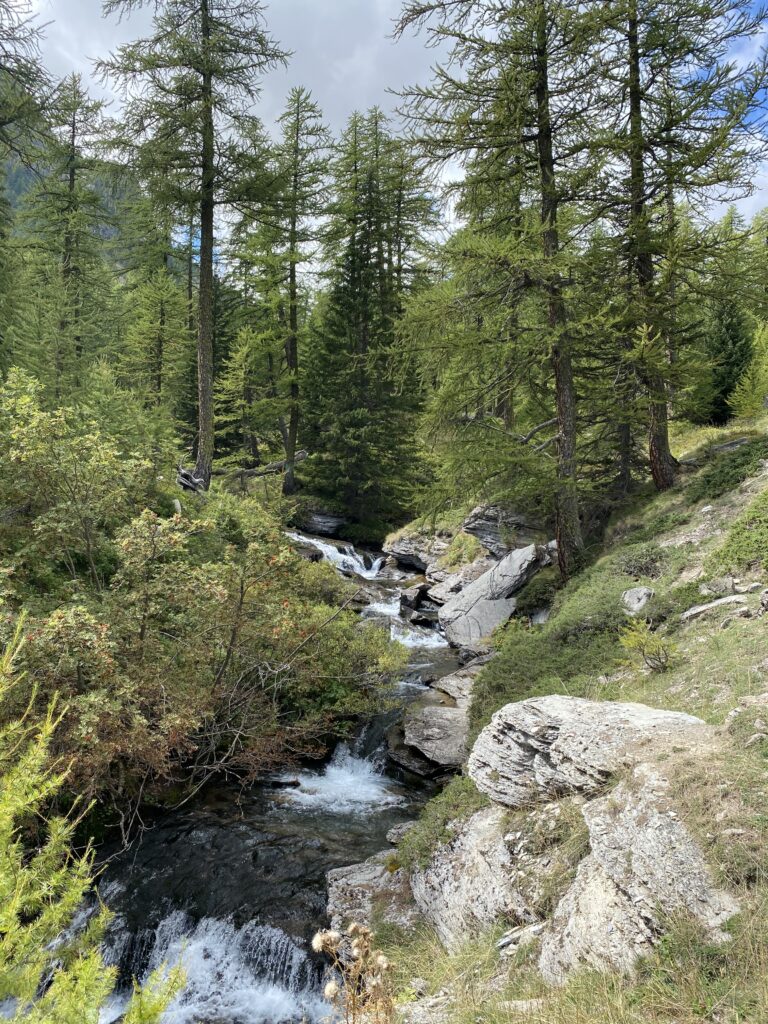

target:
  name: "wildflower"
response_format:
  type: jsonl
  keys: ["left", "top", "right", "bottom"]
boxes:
{"left": 311, "top": 929, "right": 342, "bottom": 954}
{"left": 375, "top": 953, "right": 390, "bottom": 971}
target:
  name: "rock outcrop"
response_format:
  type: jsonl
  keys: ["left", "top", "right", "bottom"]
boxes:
{"left": 299, "top": 511, "right": 349, "bottom": 537}
{"left": 384, "top": 531, "right": 450, "bottom": 572}
{"left": 461, "top": 506, "right": 547, "bottom": 558}
{"left": 410, "top": 806, "right": 534, "bottom": 950}
{"left": 539, "top": 766, "right": 739, "bottom": 984}
{"left": 439, "top": 543, "right": 555, "bottom": 650}
{"left": 327, "top": 851, "right": 421, "bottom": 934}
{"left": 402, "top": 664, "right": 481, "bottom": 768}
{"left": 468, "top": 695, "right": 705, "bottom": 808}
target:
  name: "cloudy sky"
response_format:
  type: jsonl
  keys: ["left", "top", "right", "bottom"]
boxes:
{"left": 31, "top": 0, "right": 436, "bottom": 136}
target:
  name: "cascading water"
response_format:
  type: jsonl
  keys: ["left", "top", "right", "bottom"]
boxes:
{"left": 284, "top": 531, "right": 386, "bottom": 579}
{"left": 90, "top": 528, "right": 461, "bottom": 1024}
{"left": 100, "top": 913, "right": 329, "bottom": 1024}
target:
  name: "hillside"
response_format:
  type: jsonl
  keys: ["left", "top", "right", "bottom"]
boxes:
{"left": 328, "top": 417, "right": 768, "bottom": 1024}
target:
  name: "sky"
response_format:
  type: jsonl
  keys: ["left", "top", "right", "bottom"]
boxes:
{"left": 31, "top": 0, "right": 436, "bottom": 136}
{"left": 28, "top": 0, "right": 768, "bottom": 219}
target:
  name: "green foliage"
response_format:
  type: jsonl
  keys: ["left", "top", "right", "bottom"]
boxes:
{"left": 438, "top": 532, "right": 484, "bottom": 571}
{"left": 708, "top": 488, "right": 768, "bottom": 573}
{"left": 620, "top": 619, "right": 674, "bottom": 673}
{"left": 513, "top": 567, "right": 562, "bottom": 617}
{"left": 731, "top": 322, "right": 768, "bottom": 417}
{"left": 612, "top": 542, "right": 669, "bottom": 580}
{"left": 398, "top": 776, "right": 489, "bottom": 870}
{"left": 686, "top": 437, "right": 768, "bottom": 503}
{"left": 0, "top": 622, "right": 181, "bottom": 1021}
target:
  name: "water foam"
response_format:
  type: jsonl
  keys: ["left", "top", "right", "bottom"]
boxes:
{"left": 277, "top": 745, "right": 405, "bottom": 814}
{"left": 285, "top": 531, "right": 385, "bottom": 579}
{"left": 100, "top": 912, "right": 329, "bottom": 1024}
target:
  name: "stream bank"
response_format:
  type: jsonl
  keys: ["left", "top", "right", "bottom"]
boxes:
{"left": 97, "top": 531, "right": 462, "bottom": 1024}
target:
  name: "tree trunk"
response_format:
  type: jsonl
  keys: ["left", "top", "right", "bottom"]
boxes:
{"left": 627, "top": 2, "right": 677, "bottom": 491}
{"left": 194, "top": 0, "right": 215, "bottom": 488}
{"left": 283, "top": 106, "right": 301, "bottom": 497}
{"left": 535, "top": 0, "right": 583, "bottom": 579}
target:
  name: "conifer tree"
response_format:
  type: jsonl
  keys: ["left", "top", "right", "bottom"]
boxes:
{"left": 100, "top": 0, "right": 288, "bottom": 487}
{"left": 303, "top": 110, "right": 431, "bottom": 535}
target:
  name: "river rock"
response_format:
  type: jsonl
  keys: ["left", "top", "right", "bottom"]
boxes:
{"left": 462, "top": 505, "right": 547, "bottom": 558}
{"left": 468, "top": 695, "right": 705, "bottom": 808}
{"left": 539, "top": 765, "right": 739, "bottom": 984}
{"left": 384, "top": 530, "right": 450, "bottom": 572}
{"left": 403, "top": 706, "right": 470, "bottom": 768}
{"left": 427, "top": 556, "right": 498, "bottom": 605}
{"left": 622, "top": 586, "right": 655, "bottom": 616}
{"left": 432, "top": 664, "right": 482, "bottom": 707}
{"left": 438, "top": 543, "right": 555, "bottom": 650}
{"left": 410, "top": 806, "right": 536, "bottom": 950}
{"left": 326, "top": 851, "right": 421, "bottom": 934}
{"left": 299, "top": 511, "right": 349, "bottom": 537}
{"left": 401, "top": 582, "right": 431, "bottom": 610}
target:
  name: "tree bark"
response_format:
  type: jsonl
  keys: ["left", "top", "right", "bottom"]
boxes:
{"left": 194, "top": 0, "right": 215, "bottom": 489}
{"left": 535, "top": 0, "right": 584, "bottom": 579}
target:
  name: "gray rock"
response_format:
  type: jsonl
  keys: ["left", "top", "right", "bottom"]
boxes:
{"left": 300, "top": 511, "right": 348, "bottom": 537}
{"left": 681, "top": 595, "right": 748, "bottom": 622}
{"left": 387, "top": 822, "right": 417, "bottom": 846}
{"left": 427, "top": 556, "right": 498, "bottom": 605}
{"left": 439, "top": 543, "right": 555, "bottom": 649}
{"left": 401, "top": 583, "right": 431, "bottom": 610}
{"left": 403, "top": 705, "right": 470, "bottom": 767}
{"left": 383, "top": 531, "right": 450, "bottom": 572}
{"left": 539, "top": 766, "right": 739, "bottom": 984}
{"left": 432, "top": 664, "right": 482, "bottom": 708}
{"left": 410, "top": 806, "right": 536, "bottom": 950}
{"left": 468, "top": 695, "right": 705, "bottom": 808}
{"left": 699, "top": 576, "right": 735, "bottom": 597}
{"left": 326, "top": 851, "right": 421, "bottom": 934}
{"left": 622, "top": 586, "right": 655, "bottom": 616}
{"left": 462, "top": 505, "right": 546, "bottom": 558}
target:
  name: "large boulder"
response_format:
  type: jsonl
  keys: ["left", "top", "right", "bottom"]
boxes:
{"left": 539, "top": 766, "right": 738, "bottom": 984}
{"left": 462, "top": 506, "right": 547, "bottom": 558}
{"left": 438, "top": 543, "right": 554, "bottom": 650}
{"left": 468, "top": 695, "right": 705, "bottom": 808}
{"left": 384, "top": 530, "right": 450, "bottom": 572}
{"left": 427, "top": 556, "right": 498, "bottom": 605}
{"left": 404, "top": 706, "right": 469, "bottom": 768}
{"left": 326, "top": 851, "right": 421, "bottom": 934}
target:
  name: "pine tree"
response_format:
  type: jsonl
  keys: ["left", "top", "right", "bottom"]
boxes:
{"left": 100, "top": 0, "right": 288, "bottom": 487}
{"left": 302, "top": 110, "right": 432, "bottom": 535}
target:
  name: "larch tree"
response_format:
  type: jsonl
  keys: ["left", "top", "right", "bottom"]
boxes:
{"left": 100, "top": 0, "right": 288, "bottom": 487}
{"left": 396, "top": 0, "right": 613, "bottom": 577}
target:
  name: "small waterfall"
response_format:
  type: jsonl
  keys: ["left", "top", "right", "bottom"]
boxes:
{"left": 285, "top": 531, "right": 385, "bottom": 579}
{"left": 276, "top": 744, "right": 405, "bottom": 814}
{"left": 100, "top": 911, "right": 329, "bottom": 1024}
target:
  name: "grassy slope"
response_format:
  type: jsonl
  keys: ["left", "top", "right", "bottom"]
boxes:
{"left": 378, "top": 415, "right": 768, "bottom": 1023}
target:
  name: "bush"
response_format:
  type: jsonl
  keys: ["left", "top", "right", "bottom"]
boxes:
{"left": 612, "top": 543, "right": 669, "bottom": 581}
{"left": 515, "top": 567, "right": 562, "bottom": 617}
{"left": 620, "top": 619, "right": 674, "bottom": 673}
{"left": 708, "top": 488, "right": 768, "bottom": 573}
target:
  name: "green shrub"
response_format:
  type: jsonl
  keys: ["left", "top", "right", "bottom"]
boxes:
{"left": 708, "top": 488, "right": 768, "bottom": 573}
{"left": 686, "top": 437, "right": 768, "bottom": 504}
{"left": 620, "top": 619, "right": 675, "bottom": 672}
{"left": 612, "top": 542, "right": 669, "bottom": 580}
{"left": 515, "top": 567, "right": 562, "bottom": 616}
{"left": 398, "top": 776, "right": 489, "bottom": 870}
